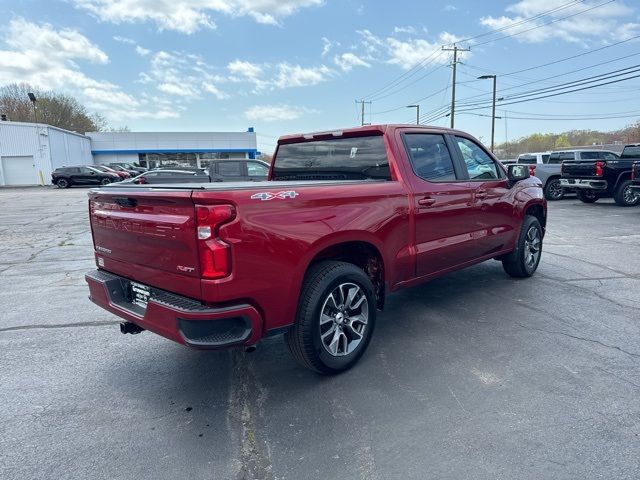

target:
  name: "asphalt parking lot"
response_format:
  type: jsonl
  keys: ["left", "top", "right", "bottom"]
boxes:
{"left": 1, "top": 186, "right": 639, "bottom": 480}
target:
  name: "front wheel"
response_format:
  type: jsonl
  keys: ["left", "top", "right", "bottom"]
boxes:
{"left": 502, "top": 215, "right": 543, "bottom": 278}
{"left": 285, "top": 261, "right": 376, "bottom": 375}
{"left": 613, "top": 180, "right": 640, "bottom": 207}
{"left": 576, "top": 189, "right": 599, "bottom": 203}
{"left": 100, "top": 178, "right": 112, "bottom": 186}
{"left": 56, "top": 178, "right": 69, "bottom": 189}
{"left": 544, "top": 179, "right": 564, "bottom": 201}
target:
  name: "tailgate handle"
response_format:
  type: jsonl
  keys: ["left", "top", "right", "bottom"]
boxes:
{"left": 114, "top": 197, "right": 138, "bottom": 208}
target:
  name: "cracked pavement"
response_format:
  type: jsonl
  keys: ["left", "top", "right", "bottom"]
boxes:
{"left": 1, "top": 187, "right": 639, "bottom": 479}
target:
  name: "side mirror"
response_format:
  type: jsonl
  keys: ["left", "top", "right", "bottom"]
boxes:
{"left": 507, "top": 164, "right": 530, "bottom": 186}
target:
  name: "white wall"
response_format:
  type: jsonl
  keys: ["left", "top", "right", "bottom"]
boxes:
{"left": 93, "top": 153, "right": 139, "bottom": 165}
{"left": 86, "top": 131, "right": 257, "bottom": 153}
{"left": 0, "top": 121, "right": 91, "bottom": 186}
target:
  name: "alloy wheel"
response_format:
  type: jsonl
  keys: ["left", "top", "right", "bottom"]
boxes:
{"left": 319, "top": 283, "right": 369, "bottom": 357}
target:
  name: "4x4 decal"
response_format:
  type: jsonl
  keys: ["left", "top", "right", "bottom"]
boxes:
{"left": 251, "top": 191, "right": 299, "bottom": 201}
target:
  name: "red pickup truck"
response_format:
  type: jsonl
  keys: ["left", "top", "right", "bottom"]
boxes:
{"left": 86, "top": 125, "right": 546, "bottom": 374}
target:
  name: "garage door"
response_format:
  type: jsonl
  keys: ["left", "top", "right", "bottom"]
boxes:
{"left": 1, "top": 156, "right": 37, "bottom": 185}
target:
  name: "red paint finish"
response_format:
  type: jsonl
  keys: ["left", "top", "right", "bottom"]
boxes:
{"left": 86, "top": 124, "right": 546, "bottom": 348}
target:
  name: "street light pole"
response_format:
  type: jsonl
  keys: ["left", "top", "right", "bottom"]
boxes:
{"left": 27, "top": 92, "right": 38, "bottom": 123}
{"left": 477, "top": 75, "right": 497, "bottom": 152}
{"left": 407, "top": 105, "right": 420, "bottom": 125}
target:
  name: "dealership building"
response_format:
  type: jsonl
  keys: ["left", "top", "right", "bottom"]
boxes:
{"left": 0, "top": 120, "right": 259, "bottom": 186}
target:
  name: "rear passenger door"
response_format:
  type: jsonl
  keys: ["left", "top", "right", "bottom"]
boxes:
{"left": 246, "top": 161, "right": 269, "bottom": 181}
{"left": 451, "top": 136, "right": 518, "bottom": 257}
{"left": 399, "top": 131, "right": 480, "bottom": 277}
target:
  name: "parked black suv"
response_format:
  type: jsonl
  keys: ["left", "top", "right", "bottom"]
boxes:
{"left": 52, "top": 166, "right": 120, "bottom": 188}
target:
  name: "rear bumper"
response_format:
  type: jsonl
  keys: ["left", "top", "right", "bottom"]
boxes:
{"left": 560, "top": 178, "right": 608, "bottom": 190}
{"left": 85, "top": 269, "right": 263, "bottom": 348}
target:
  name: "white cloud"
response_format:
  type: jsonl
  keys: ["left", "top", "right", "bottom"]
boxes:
{"left": 321, "top": 37, "right": 333, "bottom": 57}
{"left": 245, "top": 104, "right": 316, "bottom": 122}
{"left": 353, "top": 30, "right": 462, "bottom": 70}
{"left": 273, "top": 63, "right": 332, "bottom": 88}
{"left": 442, "top": 4, "right": 457, "bottom": 12}
{"left": 480, "top": 0, "right": 640, "bottom": 44}
{"left": 227, "top": 60, "right": 263, "bottom": 80}
{"left": 0, "top": 18, "right": 191, "bottom": 122}
{"left": 135, "top": 45, "right": 151, "bottom": 56}
{"left": 334, "top": 53, "right": 370, "bottom": 72}
{"left": 72, "top": 0, "right": 324, "bottom": 34}
{"left": 113, "top": 35, "right": 135, "bottom": 44}
{"left": 393, "top": 26, "right": 417, "bottom": 35}
{"left": 147, "top": 50, "right": 228, "bottom": 100}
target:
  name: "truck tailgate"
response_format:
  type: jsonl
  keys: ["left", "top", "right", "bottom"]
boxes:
{"left": 562, "top": 161, "right": 596, "bottom": 178}
{"left": 89, "top": 189, "right": 201, "bottom": 298}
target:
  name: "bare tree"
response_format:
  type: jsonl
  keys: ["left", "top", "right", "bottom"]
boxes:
{"left": 0, "top": 83, "right": 107, "bottom": 133}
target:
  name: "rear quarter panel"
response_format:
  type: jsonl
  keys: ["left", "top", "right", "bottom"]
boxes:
{"left": 193, "top": 181, "right": 410, "bottom": 332}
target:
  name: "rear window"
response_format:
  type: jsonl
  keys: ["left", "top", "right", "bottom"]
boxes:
{"left": 273, "top": 135, "right": 391, "bottom": 181}
{"left": 621, "top": 146, "right": 640, "bottom": 158}
{"left": 517, "top": 155, "right": 537, "bottom": 165}
{"left": 548, "top": 152, "right": 575, "bottom": 164}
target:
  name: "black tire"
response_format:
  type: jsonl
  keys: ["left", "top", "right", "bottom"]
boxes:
{"left": 576, "top": 189, "right": 599, "bottom": 203}
{"left": 56, "top": 178, "right": 69, "bottom": 189}
{"left": 285, "top": 261, "right": 376, "bottom": 375}
{"left": 544, "top": 178, "right": 564, "bottom": 201}
{"left": 100, "top": 177, "right": 112, "bottom": 186}
{"left": 502, "top": 215, "right": 543, "bottom": 278}
{"left": 613, "top": 180, "right": 640, "bottom": 207}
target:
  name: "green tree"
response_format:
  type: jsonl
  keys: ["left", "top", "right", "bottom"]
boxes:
{"left": 554, "top": 134, "right": 571, "bottom": 148}
{"left": 0, "top": 83, "right": 106, "bottom": 134}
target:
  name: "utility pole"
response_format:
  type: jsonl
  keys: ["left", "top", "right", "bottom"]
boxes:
{"left": 406, "top": 105, "right": 420, "bottom": 125}
{"left": 478, "top": 74, "right": 497, "bottom": 152}
{"left": 355, "top": 100, "right": 372, "bottom": 126}
{"left": 442, "top": 44, "right": 470, "bottom": 129}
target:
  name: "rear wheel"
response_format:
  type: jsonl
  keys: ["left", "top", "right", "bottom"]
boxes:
{"left": 502, "top": 215, "right": 543, "bottom": 278}
{"left": 285, "top": 261, "right": 376, "bottom": 375}
{"left": 56, "top": 178, "right": 69, "bottom": 189}
{"left": 576, "top": 189, "right": 599, "bottom": 203}
{"left": 544, "top": 178, "right": 564, "bottom": 201}
{"left": 613, "top": 180, "right": 640, "bottom": 207}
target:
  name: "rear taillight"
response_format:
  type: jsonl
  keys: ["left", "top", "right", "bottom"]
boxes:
{"left": 595, "top": 161, "right": 605, "bottom": 177}
{"left": 196, "top": 204, "right": 236, "bottom": 279}
{"left": 528, "top": 165, "right": 536, "bottom": 177}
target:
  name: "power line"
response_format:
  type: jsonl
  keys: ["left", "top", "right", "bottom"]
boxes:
{"left": 360, "top": 0, "right": 591, "bottom": 103}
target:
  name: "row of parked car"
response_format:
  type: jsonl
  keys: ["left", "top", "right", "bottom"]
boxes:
{"left": 51, "top": 159, "right": 270, "bottom": 188}
{"left": 506, "top": 144, "right": 640, "bottom": 207}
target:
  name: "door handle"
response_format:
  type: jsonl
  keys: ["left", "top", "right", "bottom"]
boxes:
{"left": 475, "top": 190, "right": 487, "bottom": 199}
{"left": 418, "top": 197, "right": 436, "bottom": 207}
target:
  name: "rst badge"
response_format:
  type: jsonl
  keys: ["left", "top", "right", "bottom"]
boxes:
{"left": 251, "top": 191, "right": 299, "bottom": 201}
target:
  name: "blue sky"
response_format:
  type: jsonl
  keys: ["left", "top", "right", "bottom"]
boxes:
{"left": 1, "top": 0, "right": 640, "bottom": 154}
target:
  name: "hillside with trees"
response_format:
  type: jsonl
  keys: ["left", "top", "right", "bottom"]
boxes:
{"left": 495, "top": 122, "right": 640, "bottom": 159}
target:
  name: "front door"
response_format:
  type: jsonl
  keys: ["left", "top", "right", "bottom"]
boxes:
{"left": 400, "top": 131, "right": 481, "bottom": 277}
{"left": 452, "top": 135, "right": 519, "bottom": 256}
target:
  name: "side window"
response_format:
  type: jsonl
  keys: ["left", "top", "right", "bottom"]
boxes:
{"left": 603, "top": 152, "right": 619, "bottom": 160}
{"left": 542, "top": 154, "right": 550, "bottom": 163}
{"left": 80, "top": 167, "right": 93, "bottom": 174}
{"left": 455, "top": 136, "right": 500, "bottom": 180}
{"left": 580, "top": 152, "right": 598, "bottom": 160}
{"left": 404, "top": 133, "right": 457, "bottom": 182}
{"left": 218, "top": 162, "right": 243, "bottom": 176}
{"left": 247, "top": 162, "right": 268, "bottom": 177}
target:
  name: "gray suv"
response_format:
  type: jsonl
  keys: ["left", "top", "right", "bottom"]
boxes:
{"left": 205, "top": 159, "right": 270, "bottom": 182}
